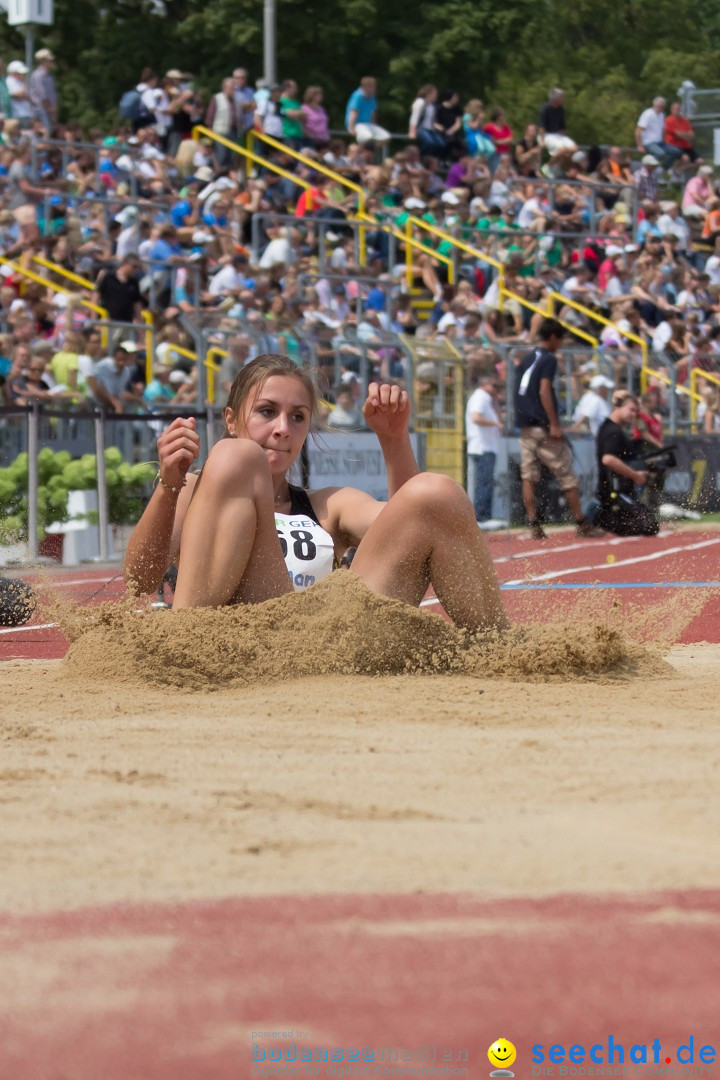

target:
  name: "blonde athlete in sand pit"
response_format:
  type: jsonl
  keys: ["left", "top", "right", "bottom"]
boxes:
{"left": 125, "top": 354, "right": 507, "bottom": 631}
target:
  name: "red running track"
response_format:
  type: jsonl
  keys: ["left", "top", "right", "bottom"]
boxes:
{"left": 2, "top": 529, "right": 719, "bottom": 660}
{"left": 1, "top": 890, "right": 719, "bottom": 1080}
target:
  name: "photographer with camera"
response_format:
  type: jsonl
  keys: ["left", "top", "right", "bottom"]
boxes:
{"left": 595, "top": 391, "right": 660, "bottom": 536}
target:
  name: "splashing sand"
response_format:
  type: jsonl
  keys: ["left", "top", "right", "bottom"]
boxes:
{"left": 58, "top": 573, "right": 669, "bottom": 691}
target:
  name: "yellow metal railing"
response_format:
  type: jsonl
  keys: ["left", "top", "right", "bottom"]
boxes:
{"left": 354, "top": 210, "right": 453, "bottom": 286}
{"left": 408, "top": 215, "right": 505, "bottom": 275}
{"left": 643, "top": 364, "right": 702, "bottom": 411}
{"left": 405, "top": 215, "right": 510, "bottom": 309}
{"left": 206, "top": 347, "right": 227, "bottom": 404}
{"left": 0, "top": 256, "right": 106, "bottom": 319}
{"left": 548, "top": 291, "right": 648, "bottom": 367}
{"left": 500, "top": 286, "right": 598, "bottom": 347}
{"left": 194, "top": 126, "right": 313, "bottom": 197}
{"left": 31, "top": 255, "right": 94, "bottom": 290}
{"left": 404, "top": 337, "right": 465, "bottom": 482}
{"left": 248, "top": 129, "right": 367, "bottom": 261}
{"left": 249, "top": 129, "right": 365, "bottom": 201}
{"left": 140, "top": 311, "right": 155, "bottom": 383}
{"left": 0, "top": 257, "right": 109, "bottom": 348}
{"left": 145, "top": 339, "right": 226, "bottom": 403}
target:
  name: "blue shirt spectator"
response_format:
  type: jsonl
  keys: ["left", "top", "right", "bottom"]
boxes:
{"left": 143, "top": 371, "right": 175, "bottom": 405}
{"left": 149, "top": 227, "right": 183, "bottom": 268}
{"left": 345, "top": 78, "right": 378, "bottom": 130}
{"left": 170, "top": 199, "right": 193, "bottom": 228}
{"left": 365, "top": 285, "right": 387, "bottom": 312}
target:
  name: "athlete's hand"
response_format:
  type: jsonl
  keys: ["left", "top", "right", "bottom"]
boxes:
{"left": 548, "top": 423, "right": 563, "bottom": 440}
{"left": 157, "top": 416, "right": 200, "bottom": 491}
{"left": 362, "top": 382, "right": 411, "bottom": 438}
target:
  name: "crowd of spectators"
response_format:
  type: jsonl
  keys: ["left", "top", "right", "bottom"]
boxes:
{"left": 0, "top": 53, "right": 720, "bottom": 442}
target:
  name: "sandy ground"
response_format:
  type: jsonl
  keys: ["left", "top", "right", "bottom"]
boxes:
{"left": 1, "top": 643, "right": 719, "bottom": 915}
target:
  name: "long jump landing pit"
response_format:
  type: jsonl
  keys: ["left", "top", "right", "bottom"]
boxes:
{"left": 1, "top": 528, "right": 719, "bottom": 1078}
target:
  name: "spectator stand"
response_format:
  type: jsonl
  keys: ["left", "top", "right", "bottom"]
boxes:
{"left": 502, "top": 175, "right": 639, "bottom": 237}
{"left": 30, "top": 138, "right": 104, "bottom": 187}
{"left": 545, "top": 291, "right": 642, "bottom": 356}
{"left": 247, "top": 127, "right": 367, "bottom": 212}
{"left": 202, "top": 125, "right": 482, "bottom": 317}
{"left": 248, "top": 211, "right": 404, "bottom": 279}
{"left": 37, "top": 192, "right": 172, "bottom": 240}
{"left": 497, "top": 280, "right": 598, "bottom": 350}
{"left": 0, "top": 255, "right": 110, "bottom": 347}
{"left": 8, "top": 254, "right": 158, "bottom": 382}
{"left": 192, "top": 122, "right": 314, "bottom": 196}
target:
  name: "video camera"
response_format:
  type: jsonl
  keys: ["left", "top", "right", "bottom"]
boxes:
{"left": 635, "top": 443, "right": 678, "bottom": 474}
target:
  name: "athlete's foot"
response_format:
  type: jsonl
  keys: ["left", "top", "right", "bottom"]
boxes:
{"left": 529, "top": 520, "right": 547, "bottom": 540}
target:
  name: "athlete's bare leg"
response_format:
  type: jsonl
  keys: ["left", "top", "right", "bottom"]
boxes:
{"left": 350, "top": 472, "right": 508, "bottom": 632}
{"left": 172, "top": 439, "right": 292, "bottom": 609}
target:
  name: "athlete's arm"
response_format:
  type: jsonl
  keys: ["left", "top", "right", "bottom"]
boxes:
{"left": 312, "top": 486, "right": 384, "bottom": 551}
{"left": 362, "top": 381, "right": 419, "bottom": 497}
{"left": 124, "top": 418, "right": 200, "bottom": 594}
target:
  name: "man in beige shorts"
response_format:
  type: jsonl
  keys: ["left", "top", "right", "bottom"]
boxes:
{"left": 514, "top": 318, "right": 604, "bottom": 540}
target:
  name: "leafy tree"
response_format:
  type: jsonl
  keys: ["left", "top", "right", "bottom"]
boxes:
{"left": 0, "top": 0, "right": 717, "bottom": 144}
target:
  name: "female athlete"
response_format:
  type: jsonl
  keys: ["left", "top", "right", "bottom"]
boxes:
{"left": 124, "top": 354, "right": 507, "bottom": 631}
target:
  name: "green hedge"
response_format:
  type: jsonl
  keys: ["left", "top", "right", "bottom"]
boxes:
{"left": 0, "top": 448, "right": 156, "bottom": 544}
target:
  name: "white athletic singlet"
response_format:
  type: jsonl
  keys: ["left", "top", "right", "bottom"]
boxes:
{"left": 275, "top": 486, "right": 335, "bottom": 591}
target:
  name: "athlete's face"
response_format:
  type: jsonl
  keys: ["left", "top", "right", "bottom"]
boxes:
{"left": 231, "top": 375, "right": 313, "bottom": 475}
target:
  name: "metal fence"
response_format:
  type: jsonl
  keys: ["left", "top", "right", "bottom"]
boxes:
{"left": 1, "top": 345, "right": 716, "bottom": 564}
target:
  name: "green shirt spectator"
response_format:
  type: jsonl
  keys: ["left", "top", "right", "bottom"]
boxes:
{"left": 0, "top": 68, "right": 13, "bottom": 120}
{"left": 50, "top": 349, "right": 81, "bottom": 392}
{"left": 279, "top": 79, "right": 303, "bottom": 141}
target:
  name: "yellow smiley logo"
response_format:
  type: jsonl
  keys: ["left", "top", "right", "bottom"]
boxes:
{"left": 488, "top": 1039, "right": 517, "bottom": 1069}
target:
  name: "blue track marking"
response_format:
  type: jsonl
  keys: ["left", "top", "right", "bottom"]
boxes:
{"left": 500, "top": 581, "right": 720, "bottom": 591}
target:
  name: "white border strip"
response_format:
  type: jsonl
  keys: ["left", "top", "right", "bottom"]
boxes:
{"left": 0, "top": 621, "right": 59, "bottom": 636}
{"left": 503, "top": 536, "right": 720, "bottom": 586}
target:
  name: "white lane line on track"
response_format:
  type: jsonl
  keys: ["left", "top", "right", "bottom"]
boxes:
{"left": 492, "top": 530, "right": 674, "bottom": 563}
{"left": 42, "top": 576, "right": 117, "bottom": 588}
{"left": 503, "top": 536, "right": 720, "bottom": 586}
{"left": 0, "top": 622, "right": 58, "bottom": 636}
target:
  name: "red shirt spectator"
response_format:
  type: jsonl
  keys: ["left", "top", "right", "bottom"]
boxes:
{"left": 483, "top": 107, "right": 513, "bottom": 154}
{"left": 634, "top": 410, "right": 662, "bottom": 443}
{"left": 665, "top": 103, "right": 694, "bottom": 151}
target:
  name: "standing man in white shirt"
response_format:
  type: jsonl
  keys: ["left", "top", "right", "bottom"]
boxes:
{"left": 465, "top": 374, "right": 503, "bottom": 523}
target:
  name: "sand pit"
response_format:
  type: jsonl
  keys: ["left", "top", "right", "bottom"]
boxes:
{"left": 2, "top": 633, "right": 719, "bottom": 915}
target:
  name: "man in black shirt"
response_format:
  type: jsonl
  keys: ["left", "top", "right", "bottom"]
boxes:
{"left": 538, "top": 87, "right": 577, "bottom": 158}
{"left": 595, "top": 391, "right": 659, "bottom": 536}
{"left": 514, "top": 317, "right": 602, "bottom": 539}
{"left": 94, "top": 255, "right": 143, "bottom": 323}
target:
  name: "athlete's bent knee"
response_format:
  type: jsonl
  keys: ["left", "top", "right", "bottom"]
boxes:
{"left": 401, "top": 471, "right": 468, "bottom": 513}
{"left": 202, "top": 438, "right": 270, "bottom": 490}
